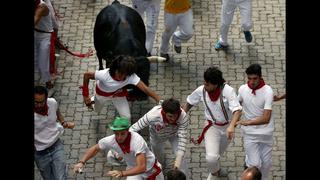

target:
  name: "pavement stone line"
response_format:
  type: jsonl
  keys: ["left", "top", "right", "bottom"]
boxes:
{"left": 34, "top": 0, "right": 285, "bottom": 179}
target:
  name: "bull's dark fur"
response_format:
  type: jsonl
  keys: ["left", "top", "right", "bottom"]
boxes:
{"left": 93, "top": 0, "right": 150, "bottom": 101}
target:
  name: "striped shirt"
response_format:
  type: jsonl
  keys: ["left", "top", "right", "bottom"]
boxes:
{"left": 130, "top": 105, "right": 189, "bottom": 156}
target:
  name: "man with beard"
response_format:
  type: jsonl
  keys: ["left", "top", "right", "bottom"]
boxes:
{"left": 237, "top": 64, "right": 274, "bottom": 180}
{"left": 34, "top": 86, "right": 75, "bottom": 180}
{"left": 73, "top": 117, "right": 164, "bottom": 179}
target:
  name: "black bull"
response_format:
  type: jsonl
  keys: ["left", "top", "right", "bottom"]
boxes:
{"left": 93, "top": 0, "right": 150, "bottom": 101}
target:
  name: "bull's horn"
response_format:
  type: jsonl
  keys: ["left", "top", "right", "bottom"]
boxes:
{"left": 147, "top": 56, "right": 167, "bottom": 62}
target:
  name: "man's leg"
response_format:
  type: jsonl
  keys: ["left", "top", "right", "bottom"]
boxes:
{"left": 260, "top": 136, "right": 273, "bottom": 180}
{"left": 172, "top": 9, "right": 194, "bottom": 52}
{"left": 204, "top": 125, "right": 223, "bottom": 179}
{"left": 35, "top": 151, "right": 53, "bottom": 180}
{"left": 51, "top": 139, "right": 67, "bottom": 180}
{"left": 243, "top": 135, "right": 262, "bottom": 169}
{"left": 150, "top": 137, "right": 165, "bottom": 167}
{"left": 36, "top": 33, "right": 52, "bottom": 84}
{"left": 239, "top": 0, "right": 253, "bottom": 42}
{"left": 216, "top": 0, "right": 237, "bottom": 49}
{"left": 112, "top": 96, "right": 131, "bottom": 120}
{"left": 160, "top": 12, "right": 178, "bottom": 56}
{"left": 145, "top": 0, "right": 161, "bottom": 54}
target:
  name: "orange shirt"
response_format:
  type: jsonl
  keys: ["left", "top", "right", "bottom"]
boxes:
{"left": 164, "top": 0, "right": 191, "bottom": 14}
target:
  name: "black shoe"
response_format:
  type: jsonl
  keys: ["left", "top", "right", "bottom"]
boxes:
{"left": 244, "top": 31, "right": 252, "bottom": 43}
{"left": 244, "top": 163, "right": 248, "bottom": 170}
{"left": 147, "top": 52, "right": 151, "bottom": 57}
{"left": 160, "top": 53, "right": 170, "bottom": 62}
{"left": 174, "top": 45, "right": 181, "bottom": 53}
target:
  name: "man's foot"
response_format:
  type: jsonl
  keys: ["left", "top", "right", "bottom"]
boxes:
{"left": 174, "top": 45, "right": 181, "bottom": 53}
{"left": 244, "top": 31, "right": 252, "bottom": 42}
{"left": 207, "top": 173, "right": 219, "bottom": 180}
{"left": 160, "top": 53, "right": 170, "bottom": 62}
{"left": 147, "top": 52, "right": 151, "bottom": 57}
{"left": 214, "top": 41, "right": 228, "bottom": 51}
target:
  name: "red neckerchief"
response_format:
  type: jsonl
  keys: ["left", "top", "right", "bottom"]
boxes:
{"left": 208, "top": 87, "right": 222, "bottom": 102}
{"left": 35, "top": 0, "right": 41, "bottom": 7}
{"left": 116, "top": 131, "right": 131, "bottom": 154}
{"left": 161, "top": 109, "right": 181, "bottom": 126}
{"left": 111, "top": 75, "right": 122, "bottom": 81}
{"left": 247, "top": 78, "right": 265, "bottom": 95}
{"left": 34, "top": 104, "right": 49, "bottom": 116}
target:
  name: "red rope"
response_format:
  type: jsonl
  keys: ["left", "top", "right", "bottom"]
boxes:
{"left": 55, "top": 37, "right": 94, "bottom": 58}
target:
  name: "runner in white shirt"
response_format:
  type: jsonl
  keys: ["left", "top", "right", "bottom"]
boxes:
{"left": 130, "top": 98, "right": 190, "bottom": 177}
{"left": 237, "top": 64, "right": 274, "bottom": 180}
{"left": 81, "top": 55, "right": 161, "bottom": 120}
{"left": 183, "top": 67, "right": 242, "bottom": 180}
{"left": 73, "top": 117, "right": 164, "bottom": 180}
{"left": 34, "top": 86, "right": 74, "bottom": 180}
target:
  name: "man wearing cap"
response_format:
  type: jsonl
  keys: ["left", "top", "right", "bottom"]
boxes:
{"left": 73, "top": 117, "right": 164, "bottom": 179}
{"left": 34, "top": 86, "right": 75, "bottom": 180}
{"left": 183, "top": 67, "right": 242, "bottom": 180}
{"left": 129, "top": 98, "right": 190, "bottom": 177}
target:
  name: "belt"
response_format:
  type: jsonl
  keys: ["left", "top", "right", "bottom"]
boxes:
{"left": 35, "top": 139, "right": 61, "bottom": 155}
{"left": 95, "top": 85, "right": 128, "bottom": 97}
{"left": 213, "top": 120, "right": 229, "bottom": 126}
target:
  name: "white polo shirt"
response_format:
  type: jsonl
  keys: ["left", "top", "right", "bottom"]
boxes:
{"left": 94, "top": 68, "right": 140, "bottom": 92}
{"left": 130, "top": 105, "right": 189, "bottom": 157}
{"left": 238, "top": 84, "right": 274, "bottom": 135}
{"left": 98, "top": 131, "right": 156, "bottom": 173}
{"left": 34, "top": 98, "right": 61, "bottom": 151}
{"left": 186, "top": 84, "right": 242, "bottom": 123}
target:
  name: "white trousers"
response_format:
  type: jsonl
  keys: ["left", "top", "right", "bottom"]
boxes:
{"left": 243, "top": 134, "right": 273, "bottom": 180}
{"left": 150, "top": 135, "right": 189, "bottom": 178}
{"left": 93, "top": 94, "right": 131, "bottom": 120}
{"left": 160, "top": 9, "right": 194, "bottom": 54}
{"left": 126, "top": 160, "right": 164, "bottom": 180}
{"left": 204, "top": 124, "right": 230, "bottom": 174}
{"left": 34, "top": 31, "right": 51, "bottom": 83}
{"left": 131, "top": 0, "right": 161, "bottom": 54}
{"left": 219, "top": 0, "right": 252, "bottom": 45}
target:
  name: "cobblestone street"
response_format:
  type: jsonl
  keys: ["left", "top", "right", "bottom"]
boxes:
{"left": 35, "top": 0, "right": 285, "bottom": 179}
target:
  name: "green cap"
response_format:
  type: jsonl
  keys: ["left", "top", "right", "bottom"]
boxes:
{"left": 108, "top": 117, "right": 131, "bottom": 131}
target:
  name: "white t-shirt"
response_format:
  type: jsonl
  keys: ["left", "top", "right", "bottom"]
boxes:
{"left": 94, "top": 69, "right": 140, "bottom": 92}
{"left": 34, "top": 98, "right": 61, "bottom": 151}
{"left": 186, "top": 84, "right": 242, "bottom": 123}
{"left": 130, "top": 105, "right": 189, "bottom": 157}
{"left": 238, "top": 84, "right": 274, "bottom": 135}
{"left": 98, "top": 131, "right": 155, "bottom": 174}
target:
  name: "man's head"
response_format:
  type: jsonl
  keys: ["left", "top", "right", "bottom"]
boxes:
{"left": 34, "top": 86, "right": 48, "bottom": 109}
{"left": 166, "top": 169, "right": 186, "bottom": 180}
{"left": 108, "top": 117, "right": 131, "bottom": 143}
{"left": 109, "top": 55, "right": 137, "bottom": 81}
{"left": 161, "top": 98, "right": 181, "bottom": 124}
{"left": 245, "top": 64, "right": 262, "bottom": 88}
{"left": 242, "top": 166, "right": 262, "bottom": 180}
{"left": 203, "top": 67, "right": 225, "bottom": 92}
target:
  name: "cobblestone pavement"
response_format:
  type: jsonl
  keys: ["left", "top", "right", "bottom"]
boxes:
{"left": 34, "top": 0, "right": 285, "bottom": 179}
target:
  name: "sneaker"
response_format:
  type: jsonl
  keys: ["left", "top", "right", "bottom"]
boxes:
{"left": 160, "top": 53, "right": 170, "bottom": 62}
{"left": 243, "top": 31, "right": 252, "bottom": 42}
{"left": 174, "top": 45, "right": 182, "bottom": 53}
{"left": 207, "top": 173, "right": 219, "bottom": 180}
{"left": 214, "top": 41, "right": 228, "bottom": 51}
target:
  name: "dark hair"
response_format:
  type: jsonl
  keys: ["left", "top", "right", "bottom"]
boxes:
{"left": 245, "top": 64, "right": 262, "bottom": 77}
{"left": 34, "top": 85, "right": 48, "bottom": 98}
{"left": 162, "top": 98, "right": 181, "bottom": 114}
{"left": 166, "top": 169, "right": 186, "bottom": 180}
{"left": 204, "top": 67, "right": 225, "bottom": 86}
{"left": 109, "top": 55, "right": 137, "bottom": 77}
{"left": 243, "top": 166, "right": 262, "bottom": 180}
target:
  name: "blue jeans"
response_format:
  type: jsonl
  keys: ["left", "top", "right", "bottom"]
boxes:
{"left": 34, "top": 139, "right": 67, "bottom": 180}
